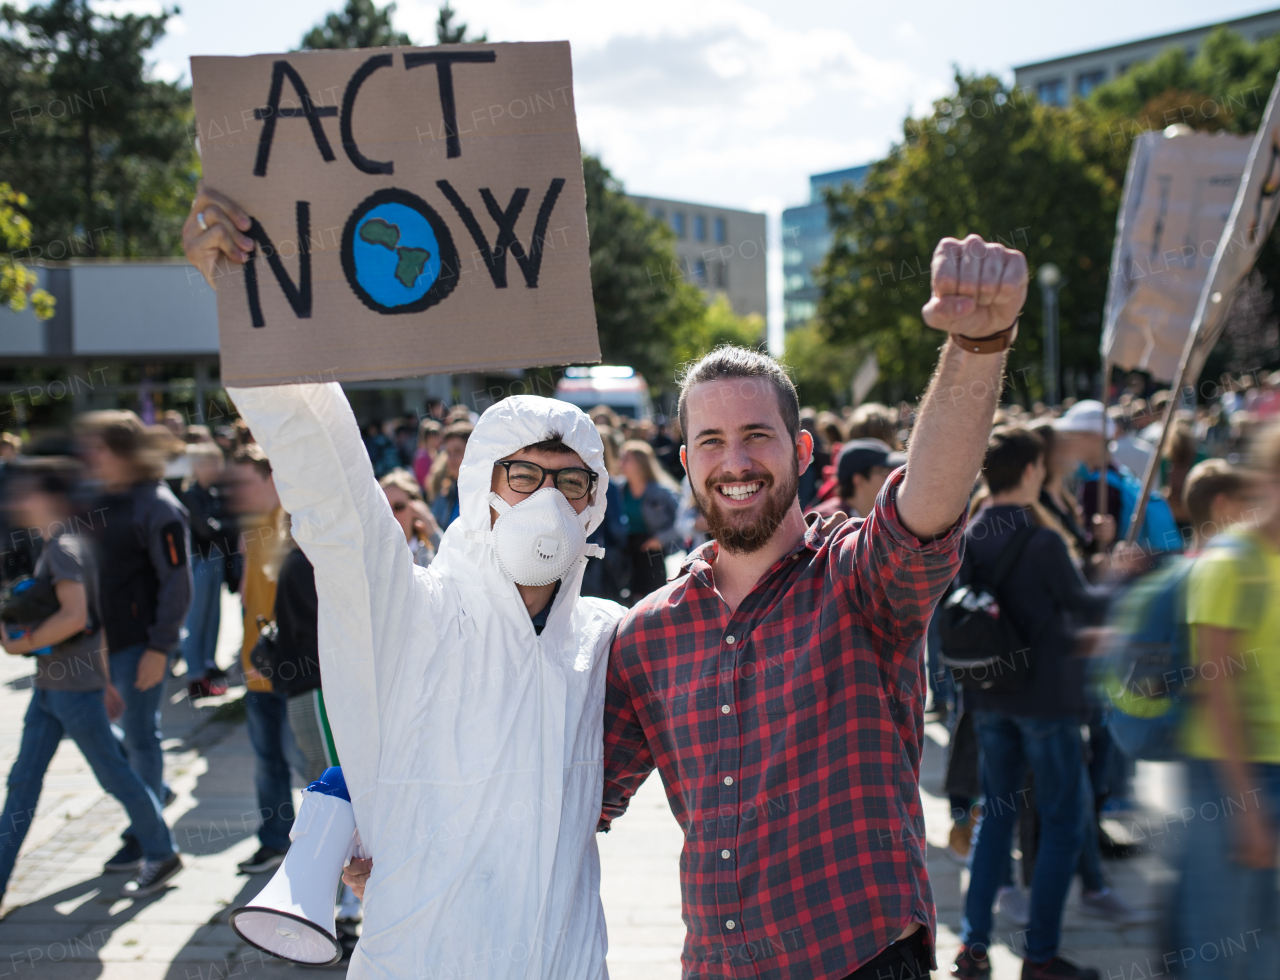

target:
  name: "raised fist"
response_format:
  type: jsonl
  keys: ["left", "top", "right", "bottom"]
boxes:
{"left": 921, "top": 234, "right": 1028, "bottom": 340}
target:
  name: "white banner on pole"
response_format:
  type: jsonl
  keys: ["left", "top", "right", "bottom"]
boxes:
{"left": 1100, "top": 129, "right": 1252, "bottom": 384}
{"left": 1185, "top": 73, "right": 1280, "bottom": 384}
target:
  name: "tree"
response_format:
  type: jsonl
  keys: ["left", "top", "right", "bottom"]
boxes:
{"left": 0, "top": 0, "right": 197, "bottom": 257}
{"left": 818, "top": 73, "right": 1124, "bottom": 403}
{"left": 300, "top": 0, "right": 412, "bottom": 50}
{"left": 783, "top": 323, "right": 865, "bottom": 410}
{"left": 435, "top": 3, "right": 485, "bottom": 44}
{"left": 582, "top": 155, "right": 718, "bottom": 386}
{"left": 0, "top": 184, "right": 54, "bottom": 318}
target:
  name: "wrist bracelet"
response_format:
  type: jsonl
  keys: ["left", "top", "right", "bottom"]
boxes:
{"left": 950, "top": 318, "right": 1019, "bottom": 354}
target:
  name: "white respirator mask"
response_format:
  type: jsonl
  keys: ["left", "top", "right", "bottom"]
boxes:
{"left": 488, "top": 487, "right": 602, "bottom": 587}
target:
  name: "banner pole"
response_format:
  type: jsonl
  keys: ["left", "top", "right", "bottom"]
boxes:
{"left": 1125, "top": 318, "right": 1199, "bottom": 545}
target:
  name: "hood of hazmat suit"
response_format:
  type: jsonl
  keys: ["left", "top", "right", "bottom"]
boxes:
{"left": 228, "top": 383, "right": 626, "bottom": 980}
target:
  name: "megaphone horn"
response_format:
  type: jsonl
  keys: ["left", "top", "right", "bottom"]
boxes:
{"left": 230, "top": 767, "right": 364, "bottom": 966}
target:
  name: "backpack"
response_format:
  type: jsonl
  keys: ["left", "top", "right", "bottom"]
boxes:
{"left": 1104, "top": 534, "right": 1267, "bottom": 761}
{"left": 939, "top": 524, "right": 1037, "bottom": 694}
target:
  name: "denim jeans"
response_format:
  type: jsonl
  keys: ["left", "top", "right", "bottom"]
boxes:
{"left": 961, "top": 712, "right": 1085, "bottom": 962}
{"left": 180, "top": 553, "right": 223, "bottom": 680}
{"left": 109, "top": 644, "right": 170, "bottom": 802}
{"left": 1178, "top": 759, "right": 1280, "bottom": 980}
{"left": 0, "top": 688, "right": 175, "bottom": 896}
{"left": 245, "top": 690, "right": 307, "bottom": 851}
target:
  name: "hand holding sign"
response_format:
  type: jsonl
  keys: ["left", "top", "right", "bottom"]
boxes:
{"left": 921, "top": 234, "right": 1027, "bottom": 342}
{"left": 185, "top": 186, "right": 254, "bottom": 285}
{"left": 191, "top": 43, "right": 598, "bottom": 385}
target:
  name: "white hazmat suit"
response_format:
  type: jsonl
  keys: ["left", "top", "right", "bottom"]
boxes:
{"left": 228, "top": 382, "right": 626, "bottom": 980}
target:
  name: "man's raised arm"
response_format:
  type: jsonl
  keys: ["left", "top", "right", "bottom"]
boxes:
{"left": 898, "top": 234, "right": 1028, "bottom": 539}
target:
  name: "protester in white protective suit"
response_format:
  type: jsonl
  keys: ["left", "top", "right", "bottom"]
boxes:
{"left": 184, "top": 189, "right": 627, "bottom": 980}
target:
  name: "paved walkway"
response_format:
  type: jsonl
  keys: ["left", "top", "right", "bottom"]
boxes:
{"left": 0, "top": 588, "right": 1177, "bottom": 979}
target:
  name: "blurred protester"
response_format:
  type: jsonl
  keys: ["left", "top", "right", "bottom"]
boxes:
{"left": 583, "top": 426, "right": 628, "bottom": 603}
{"left": 213, "top": 425, "right": 237, "bottom": 457}
{"left": 617, "top": 440, "right": 679, "bottom": 604}
{"left": 412, "top": 418, "right": 442, "bottom": 492}
{"left": 1031, "top": 423, "right": 1090, "bottom": 555}
{"left": 675, "top": 475, "right": 711, "bottom": 554}
{"left": 427, "top": 421, "right": 472, "bottom": 530}
{"left": 1161, "top": 417, "right": 1207, "bottom": 534}
{"left": 152, "top": 424, "right": 190, "bottom": 497}
{"left": 180, "top": 443, "right": 236, "bottom": 700}
{"left": 809, "top": 438, "right": 906, "bottom": 522}
{"left": 1053, "top": 400, "right": 1180, "bottom": 556}
{"left": 1176, "top": 436, "right": 1280, "bottom": 980}
{"left": 588, "top": 404, "right": 621, "bottom": 429}
{"left": 363, "top": 421, "right": 400, "bottom": 479}
{"left": 955, "top": 427, "right": 1110, "bottom": 980}
{"left": 650, "top": 415, "right": 685, "bottom": 484}
{"left": 816, "top": 411, "right": 845, "bottom": 453}
{"left": 0, "top": 432, "right": 35, "bottom": 585}
{"left": 0, "top": 459, "right": 182, "bottom": 899}
{"left": 185, "top": 424, "right": 213, "bottom": 445}
{"left": 847, "top": 402, "right": 900, "bottom": 448}
{"left": 1108, "top": 402, "right": 1155, "bottom": 479}
{"left": 77, "top": 411, "right": 191, "bottom": 871}
{"left": 379, "top": 469, "right": 439, "bottom": 568}
{"left": 797, "top": 410, "right": 831, "bottom": 510}
{"left": 393, "top": 419, "right": 416, "bottom": 468}
{"left": 227, "top": 444, "right": 306, "bottom": 874}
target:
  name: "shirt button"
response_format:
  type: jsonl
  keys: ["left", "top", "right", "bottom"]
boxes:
{"left": 721, "top": 704, "right": 731, "bottom": 714}
{"left": 723, "top": 776, "right": 734, "bottom": 785}
{"left": 721, "top": 849, "right": 731, "bottom": 859}
{"left": 726, "top": 920, "right": 736, "bottom": 930}
{"left": 725, "top": 634, "right": 736, "bottom": 644}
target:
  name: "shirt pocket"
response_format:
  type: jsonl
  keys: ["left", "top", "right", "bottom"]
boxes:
{"left": 752, "top": 618, "right": 820, "bottom": 718}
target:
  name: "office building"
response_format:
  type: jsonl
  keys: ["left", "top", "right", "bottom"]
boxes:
{"left": 1014, "top": 8, "right": 1280, "bottom": 106}
{"left": 781, "top": 165, "right": 868, "bottom": 329}
{"left": 626, "top": 195, "right": 767, "bottom": 319}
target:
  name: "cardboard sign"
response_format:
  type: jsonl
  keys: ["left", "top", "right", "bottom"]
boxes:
{"left": 191, "top": 43, "right": 600, "bottom": 386}
{"left": 1099, "top": 130, "right": 1252, "bottom": 383}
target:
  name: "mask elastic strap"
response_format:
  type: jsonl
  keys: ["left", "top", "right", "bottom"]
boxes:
{"left": 463, "top": 492, "right": 510, "bottom": 546}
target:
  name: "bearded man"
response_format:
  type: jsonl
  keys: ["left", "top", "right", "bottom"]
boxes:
{"left": 600, "top": 236, "right": 1044, "bottom": 980}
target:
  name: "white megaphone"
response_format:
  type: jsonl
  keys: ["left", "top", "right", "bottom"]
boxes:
{"left": 231, "top": 767, "right": 366, "bottom": 966}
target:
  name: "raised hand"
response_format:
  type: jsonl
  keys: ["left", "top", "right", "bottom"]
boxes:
{"left": 921, "top": 234, "right": 1028, "bottom": 340}
{"left": 183, "top": 184, "right": 255, "bottom": 288}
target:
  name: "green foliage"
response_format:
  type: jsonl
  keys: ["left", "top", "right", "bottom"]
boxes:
{"left": 0, "top": 184, "right": 55, "bottom": 318}
{"left": 819, "top": 73, "right": 1124, "bottom": 402}
{"left": 583, "top": 154, "right": 709, "bottom": 387}
{"left": 435, "top": 3, "right": 485, "bottom": 44}
{"left": 1090, "top": 27, "right": 1280, "bottom": 134}
{"left": 783, "top": 323, "right": 864, "bottom": 410}
{"left": 0, "top": 0, "right": 197, "bottom": 257}
{"left": 300, "top": 0, "right": 412, "bottom": 49}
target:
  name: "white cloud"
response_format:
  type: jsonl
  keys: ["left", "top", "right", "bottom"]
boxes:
{"left": 395, "top": 0, "right": 941, "bottom": 208}
{"left": 147, "top": 58, "right": 185, "bottom": 83}
{"left": 166, "top": 13, "right": 188, "bottom": 35}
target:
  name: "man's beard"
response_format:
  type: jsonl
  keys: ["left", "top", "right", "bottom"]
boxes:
{"left": 693, "top": 459, "right": 799, "bottom": 555}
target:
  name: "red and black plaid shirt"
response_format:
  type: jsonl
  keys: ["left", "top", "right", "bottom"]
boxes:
{"left": 601, "top": 469, "right": 964, "bottom": 980}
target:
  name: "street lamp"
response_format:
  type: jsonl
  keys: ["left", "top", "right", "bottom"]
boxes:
{"left": 1037, "top": 263, "right": 1063, "bottom": 406}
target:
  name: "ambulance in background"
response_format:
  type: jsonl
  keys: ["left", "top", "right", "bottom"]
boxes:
{"left": 554, "top": 366, "right": 654, "bottom": 422}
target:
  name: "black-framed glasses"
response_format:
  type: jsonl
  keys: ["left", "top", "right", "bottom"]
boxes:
{"left": 494, "top": 460, "right": 598, "bottom": 500}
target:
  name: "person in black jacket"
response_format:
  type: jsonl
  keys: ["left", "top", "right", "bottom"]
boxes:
{"left": 77, "top": 411, "right": 192, "bottom": 873}
{"left": 954, "top": 427, "right": 1109, "bottom": 980}
{"left": 180, "top": 443, "right": 237, "bottom": 700}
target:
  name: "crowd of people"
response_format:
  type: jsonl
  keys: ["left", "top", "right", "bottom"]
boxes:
{"left": 0, "top": 357, "right": 1279, "bottom": 977}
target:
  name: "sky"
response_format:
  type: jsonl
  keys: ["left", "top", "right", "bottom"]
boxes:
{"left": 87, "top": 0, "right": 1280, "bottom": 348}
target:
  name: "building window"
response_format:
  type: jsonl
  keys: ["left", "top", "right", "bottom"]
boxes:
{"left": 786, "top": 273, "right": 807, "bottom": 293}
{"left": 714, "top": 262, "right": 727, "bottom": 289}
{"left": 1077, "top": 70, "right": 1105, "bottom": 97}
{"left": 714, "top": 217, "right": 726, "bottom": 244}
{"left": 1116, "top": 62, "right": 1130, "bottom": 76}
{"left": 694, "top": 215, "right": 707, "bottom": 241}
{"left": 1036, "top": 78, "right": 1066, "bottom": 106}
{"left": 786, "top": 301, "right": 817, "bottom": 323}
{"left": 673, "top": 212, "right": 686, "bottom": 237}
{"left": 652, "top": 208, "right": 665, "bottom": 221}
{"left": 694, "top": 259, "right": 707, "bottom": 284}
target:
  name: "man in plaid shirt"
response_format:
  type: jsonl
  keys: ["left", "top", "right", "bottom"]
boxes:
{"left": 601, "top": 235, "right": 1033, "bottom": 980}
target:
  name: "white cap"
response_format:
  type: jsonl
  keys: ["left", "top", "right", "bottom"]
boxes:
{"left": 1051, "top": 399, "right": 1116, "bottom": 439}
